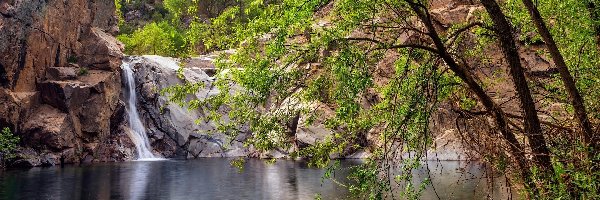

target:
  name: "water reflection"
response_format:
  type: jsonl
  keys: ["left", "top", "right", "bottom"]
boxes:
{"left": 127, "top": 162, "right": 151, "bottom": 200}
{"left": 0, "top": 159, "right": 511, "bottom": 200}
{"left": 412, "top": 161, "right": 513, "bottom": 200}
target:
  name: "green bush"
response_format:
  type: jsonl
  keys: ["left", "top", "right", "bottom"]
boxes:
{"left": 117, "top": 21, "right": 188, "bottom": 57}
{"left": 78, "top": 67, "right": 89, "bottom": 76}
{"left": 0, "top": 127, "right": 19, "bottom": 167}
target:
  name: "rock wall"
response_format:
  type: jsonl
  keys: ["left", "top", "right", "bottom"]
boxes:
{"left": 0, "top": 0, "right": 134, "bottom": 167}
{"left": 127, "top": 55, "right": 476, "bottom": 161}
{"left": 125, "top": 55, "right": 251, "bottom": 159}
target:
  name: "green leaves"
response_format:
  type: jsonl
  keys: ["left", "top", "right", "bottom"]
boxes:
{"left": 118, "top": 21, "right": 189, "bottom": 57}
{"left": 163, "top": 0, "right": 196, "bottom": 22}
{"left": 0, "top": 127, "right": 19, "bottom": 164}
{"left": 504, "top": 0, "right": 600, "bottom": 112}
{"left": 159, "top": 0, "right": 461, "bottom": 197}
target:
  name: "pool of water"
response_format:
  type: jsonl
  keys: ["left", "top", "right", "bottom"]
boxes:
{"left": 0, "top": 159, "right": 512, "bottom": 200}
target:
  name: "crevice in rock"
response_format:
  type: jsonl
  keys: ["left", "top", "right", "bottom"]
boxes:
{"left": 12, "top": 39, "right": 28, "bottom": 89}
{"left": 0, "top": 63, "right": 9, "bottom": 87}
{"left": 54, "top": 45, "right": 60, "bottom": 67}
{"left": 0, "top": 11, "right": 13, "bottom": 19}
{"left": 137, "top": 96, "right": 195, "bottom": 157}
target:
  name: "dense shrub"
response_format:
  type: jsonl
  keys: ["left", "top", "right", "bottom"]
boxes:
{"left": 0, "top": 127, "right": 19, "bottom": 168}
{"left": 118, "top": 21, "right": 188, "bottom": 57}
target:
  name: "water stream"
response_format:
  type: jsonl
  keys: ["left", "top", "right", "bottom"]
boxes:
{"left": 122, "top": 62, "right": 160, "bottom": 160}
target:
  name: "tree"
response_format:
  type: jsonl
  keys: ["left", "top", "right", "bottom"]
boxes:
{"left": 480, "top": 0, "right": 552, "bottom": 171}
{"left": 159, "top": 0, "right": 599, "bottom": 198}
{"left": 520, "top": 0, "right": 597, "bottom": 157}
{"left": 118, "top": 21, "right": 188, "bottom": 57}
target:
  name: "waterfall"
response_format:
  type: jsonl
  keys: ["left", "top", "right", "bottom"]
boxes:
{"left": 122, "top": 62, "right": 161, "bottom": 160}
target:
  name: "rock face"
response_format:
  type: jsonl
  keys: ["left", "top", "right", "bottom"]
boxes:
{"left": 0, "top": 0, "right": 134, "bottom": 167}
{"left": 125, "top": 55, "right": 251, "bottom": 159}
{"left": 127, "top": 55, "right": 340, "bottom": 159}
{"left": 127, "top": 54, "right": 478, "bottom": 161}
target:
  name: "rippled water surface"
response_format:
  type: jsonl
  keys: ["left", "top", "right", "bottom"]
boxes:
{"left": 0, "top": 159, "right": 512, "bottom": 200}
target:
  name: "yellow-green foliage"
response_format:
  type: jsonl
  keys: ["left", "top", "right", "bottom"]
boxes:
{"left": 118, "top": 22, "right": 188, "bottom": 57}
{"left": 163, "top": 0, "right": 198, "bottom": 22}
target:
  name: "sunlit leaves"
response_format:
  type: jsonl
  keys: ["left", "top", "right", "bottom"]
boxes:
{"left": 504, "top": 0, "right": 600, "bottom": 115}
{"left": 118, "top": 22, "right": 188, "bottom": 57}
{"left": 162, "top": 0, "right": 457, "bottom": 198}
{"left": 163, "top": 0, "right": 197, "bottom": 22}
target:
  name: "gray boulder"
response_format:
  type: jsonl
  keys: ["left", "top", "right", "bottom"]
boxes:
{"left": 126, "top": 55, "right": 250, "bottom": 158}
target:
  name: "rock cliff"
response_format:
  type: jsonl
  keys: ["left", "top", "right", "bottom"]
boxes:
{"left": 126, "top": 54, "right": 476, "bottom": 161}
{"left": 125, "top": 55, "right": 252, "bottom": 158}
{"left": 0, "top": 0, "right": 133, "bottom": 167}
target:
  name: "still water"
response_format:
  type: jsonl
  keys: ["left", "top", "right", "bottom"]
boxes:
{"left": 0, "top": 159, "right": 511, "bottom": 200}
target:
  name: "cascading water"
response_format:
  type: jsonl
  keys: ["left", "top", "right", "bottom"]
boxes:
{"left": 122, "top": 62, "right": 161, "bottom": 160}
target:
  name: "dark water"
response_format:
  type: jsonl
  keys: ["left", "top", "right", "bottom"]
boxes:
{"left": 0, "top": 159, "right": 512, "bottom": 200}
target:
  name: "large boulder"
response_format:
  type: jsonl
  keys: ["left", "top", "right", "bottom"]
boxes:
{"left": 22, "top": 105, "right": 75, "bottom": 151}
{"left": 125, "top": 55, "right": 250, "bottom": 159}
{"left": 79, "top": 27, "right": 125, "bottom": 71}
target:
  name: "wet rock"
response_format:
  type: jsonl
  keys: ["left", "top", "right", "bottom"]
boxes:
{"left": 187, "top": 137, "right": 224, "bottom": 158}
{"left": 10, "top": 148, "right": 41, "bottom": 168}
{"left": 346, "top": 150, "right": 371, "bottom": 159}
{"left": 40, "top": 154, "right": 59, "bottom": 167}
{"left": 127, "top": 55, "right": 251, "bottom": 158}
{"left": 10, "top": 159, "right": 37, "bottom": 168}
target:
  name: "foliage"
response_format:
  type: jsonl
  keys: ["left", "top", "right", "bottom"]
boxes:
{"left": 137, "top": 0, "right": 600, "bottom": 199}
{"left": 0, "top": 127, "right": 19, "bottom": 167}
{"left": 230, "top": 158, "right": 246, "bottom": 173}
{"left": 118, "top": 21, "right": 189, "bottom": 57}
{"left": 115, "top": 0, "right": 124, "bottom": 26}
{"left": 161, "top": 0, "right": 460, "bottom": 198}
{"left": 67, "top": 55, "right": 77, "bottom": 64}
{"left": 115, "top": 0, "right": 247, "bottom": 56}
{"left": 78, "top": 67, "right": 89, "bottom": 76}
{"left": 163, "top": 0, "right": 197, "bottom": 22}
{"left": 499, "top": 0, "right": 600, "bottom": 198}
{"left": 503, "top": 0, "right": 600, "bottom": 118}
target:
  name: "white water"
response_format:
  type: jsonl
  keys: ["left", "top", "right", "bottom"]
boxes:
{"left": 122, "top": 62, "right": 161, "bottom": 160}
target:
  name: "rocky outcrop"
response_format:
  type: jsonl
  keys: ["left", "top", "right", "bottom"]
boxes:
{"left": 125, "top": 55, "right": 251, "bottom": 159}
{"left": 0, "top": 0, "right": 134, "bottom": 167}
{"left": 126, "top": 54, "right": 475, "bottom": 161}
{"left": 127, "top": 55, "right": 366, "bottom": 159}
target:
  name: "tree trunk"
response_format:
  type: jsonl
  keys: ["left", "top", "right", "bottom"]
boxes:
{"left": 522, "top": 0, "right": 596, "bottom": 154}
{"left": 404, "top": 0, "right": 537, "bottom": 192}
{"left": 480, "top": 0, "right": 552, "bottom": 170}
